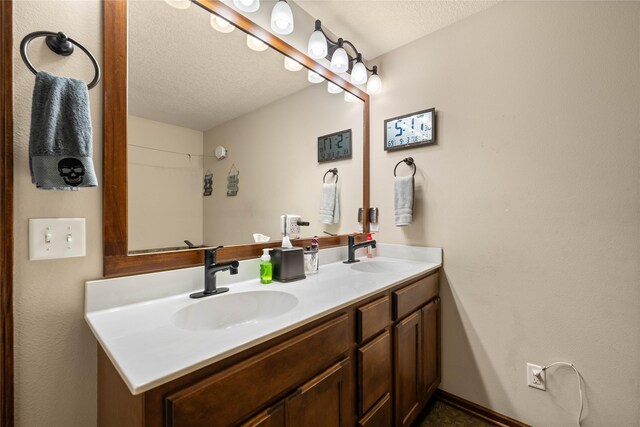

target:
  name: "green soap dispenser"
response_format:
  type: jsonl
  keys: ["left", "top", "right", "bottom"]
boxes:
{"left": 260, "top": 249, "right": 272, "bottom": 284}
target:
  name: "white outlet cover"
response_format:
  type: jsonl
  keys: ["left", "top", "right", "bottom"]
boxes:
{"left": 29, "top": 218, "right": 86, "bottom": 260}
{"left": 527, "top": 363, "right": 546, "bottom": 391}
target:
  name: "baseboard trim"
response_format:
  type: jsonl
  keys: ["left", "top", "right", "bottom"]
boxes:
{"left": 435, "top": 389, "right": 530, "bottom": 427}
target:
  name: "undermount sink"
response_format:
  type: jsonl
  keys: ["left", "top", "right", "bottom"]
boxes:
{"left": 350, "top": 260, "right": 410, "bottom": 274}
{"left": 172, "top": 291, "right": 298, "bottom": 331}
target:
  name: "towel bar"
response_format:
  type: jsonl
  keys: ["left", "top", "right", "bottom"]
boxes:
{"left": 20, "top": 31, "right": 101, "bottom": 90}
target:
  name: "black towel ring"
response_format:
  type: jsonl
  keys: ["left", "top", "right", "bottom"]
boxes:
{"left": 20, "top": 31, "right": 101, "bottom": 90}
{"left": 323, "top": 168, "right": 339, "bottom": 184}
{"left": 394, "top": 157, "right": 417, "bottom": 177}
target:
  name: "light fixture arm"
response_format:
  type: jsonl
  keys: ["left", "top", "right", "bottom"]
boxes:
{"left": 315, "top": 20, "right": 360, "bottom": 59}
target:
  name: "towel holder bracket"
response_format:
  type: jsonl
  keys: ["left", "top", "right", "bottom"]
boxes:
{"left": 45, "top": 32, "right": 74, "bottom": 56}
{"left": 323, "top": 168, "right": 339, "bottom": 184}
{"left": 394, "top": 157, "right": 417, "bottom": 177}
{"left": 20, "top": 31, "right": 101, "bottom": 89}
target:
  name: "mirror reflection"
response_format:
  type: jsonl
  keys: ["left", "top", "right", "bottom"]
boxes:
{"left": 127, "top": 1, "right": 364, "bottom": 253}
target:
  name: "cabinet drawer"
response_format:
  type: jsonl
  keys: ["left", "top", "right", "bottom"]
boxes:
{"left": 358, "top": 393, "right": 392, "bottom": 427}
{"left": 356, "top": 296, "right": 391, "bottom": 343}
{"left": 164, "top": 315, "right": 350, "bottom": 427}
{"left": 285, "top": 358, "right": 352, "bottom": 427}
{"left": 357, "top": 330, "right": 392, "bottom": 416}
{"left": 393, "top": 272, "right": 439, "bottom": 320}
{"left": 240, "top": 402, "right": 284, "bottom": 427}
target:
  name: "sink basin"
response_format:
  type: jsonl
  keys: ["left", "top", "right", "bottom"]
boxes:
{"left": 172, "top": 291, "right": 298, "bottom": 331}
{"left": 350, "top": 260, "right": 410, "bottom": 274}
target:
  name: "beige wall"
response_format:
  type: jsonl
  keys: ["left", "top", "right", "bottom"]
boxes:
{"left": 203, "top": 83, "right": 363, "bottom": 245}
{"left": 370, "top": 2, "right": 640, "bottom": 425}
{"left": 128, "top": 116, "right": 203, "bottom": 251}
{"left": 13, "top": 1, "right": 102, "bottom": 426}
{"left": 10, "top": 1, "right": 640, "bottom": 426}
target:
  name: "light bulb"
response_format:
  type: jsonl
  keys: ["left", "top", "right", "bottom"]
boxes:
{"left": 210, "top": 15, "right": 235, "bottom": 33}
{"left": 246, "top": 34, "right": 267, "bottom": 52}
{"left": 270, "top": 0, "right": 294, "bottom": 35}
{"left": 308, "top": 70, "right": 323, "bottom": 84}
{"left": 330, "top": 47, "right": 349, "bottom": 73}
{"left": 284, "top": 57, "right": 303, "bottom": 72}
{"left": 344, "top": 92, "right": 358, "bottom": 103}
{"left": 233, "top": 0, "right": 259, "bottom": 13}
{"left": 307, "top": 30, "right": 327, "bottom": 60}
{"left": 367, "top": 73, "right": 382, "bottom": 94}
{"left": 164, "top": 0, "right": 191, "bottom": 9}
{"left": 351, "top": 61, "right": 368, "bottom": 85}
{"left": 327, "top": 82, "right": 343, "bottom": 94}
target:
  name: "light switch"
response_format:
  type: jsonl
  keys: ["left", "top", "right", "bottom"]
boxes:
{"left": 29, "top": 218, "right": 86, "bottom": 260}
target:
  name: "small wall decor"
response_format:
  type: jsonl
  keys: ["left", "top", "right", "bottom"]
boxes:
{"left": 226, "top": 164, "right": 239, "bottom": 196}
{"left": 203, "top": 170, "right": 213, "bottom": 196}
{"left": 384, "top": 108, "right": 435, "bottom": 151}
{"left": 215, "top": 145, "right": 227, "bottom": 160}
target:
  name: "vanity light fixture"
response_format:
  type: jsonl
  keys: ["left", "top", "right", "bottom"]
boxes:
{"left": 210, "top": 15, "right": 235, "bottom": 33}
{"left": 233, "top": 0, "right": 260, "bottom": 13}
{"left": 270, "top": 0, "right": 294, "bottom": 35}
{"left": 327, "top": 81, "right": 343, "bottom": 94}
{"left": 344, "top": 91, "right": 358, "bottom": 103}
{"left": 246, "top": 34, "right": 268, "bottom": 52}
{"left": 330, "top": 39, "right": 349, "bottom": 73}
{"left": 367, "top": 66, "right": 382, "bottom": 94}
{"left": 307, "top": 70, "right": 324, "bottom": 84}
{"left": 307, "top": 19, "right": 382, "bottom": 94}
{"left": 164, "top": 0, "right": 191, "bottom": 9}
{"left": 307, "top": 21, "right": 328, "bottom": 59}
{"left": 350, "top": 54, "right": 368, "bottom": 85}
{"left": 284, "top": 57, "right": 303, "bottom": 72}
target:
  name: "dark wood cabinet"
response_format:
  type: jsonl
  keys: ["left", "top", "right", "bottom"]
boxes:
{"left": 241, "top": 403, "right": 285, "bottom": 427}
{"left": 98, "top": 269, "right": 440, "bottom": 427}
{"left": 285, "top": 359, "right": 352, "bottom": 427}
{"left": 421, "top": 299, "right": 440, "bottom": 401}
{"left": 394, "top": 311, "right": 422, "bottom": 427}
{"left": 393, "top": 292, "right": 441, "bottom": 427}
{"left": 358, "top": 393, "right": 392, "bottom": 427}
{"left": 357, "top": 330, "right": 392, "bottom": 415}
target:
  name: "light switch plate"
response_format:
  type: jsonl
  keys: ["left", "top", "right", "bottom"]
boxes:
{"left": 29, "top": 218, "right": 86, "bottom": 260}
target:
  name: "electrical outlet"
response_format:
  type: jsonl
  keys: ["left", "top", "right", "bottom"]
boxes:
{"left": 527, "top": 363, "right": 546, "bottom": 391}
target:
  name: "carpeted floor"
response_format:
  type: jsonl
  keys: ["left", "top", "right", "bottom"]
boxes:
{"left": 415, "top": 400, "right": 494, "bottom": 426}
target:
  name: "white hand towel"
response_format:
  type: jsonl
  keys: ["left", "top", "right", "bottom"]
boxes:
{"left": 394, "top": 175, "right": 414, "bottom": 226}
{"left": 319, "top": 183, "right": 340, "bottom": 224}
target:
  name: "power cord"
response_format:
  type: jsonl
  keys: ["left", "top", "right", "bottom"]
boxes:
{"left": 541, "top": 362, "right": 585, "bottom": 426}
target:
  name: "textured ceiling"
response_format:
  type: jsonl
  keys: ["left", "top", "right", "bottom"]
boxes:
{"left": 128, "top": 1, "right": 309, "bottom": 131}
{"left": 296, "top": 0, "right": 500, "bottom": 60}
{"left": 129, "top": 1, "right": 499, "bottom": 131}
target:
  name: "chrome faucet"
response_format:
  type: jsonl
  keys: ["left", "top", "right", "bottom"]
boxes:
{"left": 343, "top": 235, "right": 376, "bottom": 264}
{"left": 190, "top": 246, "right": 239, "bottom": 298}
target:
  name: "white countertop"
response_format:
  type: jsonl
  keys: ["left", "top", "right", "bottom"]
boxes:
{"left": 85, "top": 244, "right": 442, "bottom": 395}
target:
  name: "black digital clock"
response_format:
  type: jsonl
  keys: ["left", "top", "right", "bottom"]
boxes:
{"left": 317, "top": 129, "right": 352, "bottom": 163}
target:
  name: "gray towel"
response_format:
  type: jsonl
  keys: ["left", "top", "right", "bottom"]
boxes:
{"left": 319, "top": 183, "right": 340, "bottom": 224}
{"left": 394, "top": 175, "right": 414, "bottom": 226}
{"left": 29, "top": 71, "right": 98, "bottom": 190}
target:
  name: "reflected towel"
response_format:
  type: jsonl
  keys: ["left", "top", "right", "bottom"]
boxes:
{"left": 394, "top": 175, "right": 414, "bottom": 226}
{"left": 319, "top": 183, "right": 340, "bottom": 224}
{"left": 29, "top": 71, "right": 98, "bottom": 190}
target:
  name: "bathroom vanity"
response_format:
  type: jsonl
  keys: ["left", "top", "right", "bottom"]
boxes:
{"left": 87, "top": 245, "right": 442, "bottom": 427}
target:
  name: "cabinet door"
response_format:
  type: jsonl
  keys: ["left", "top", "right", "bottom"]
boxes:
{"left": 241, "top": 402, "right": 285, "bottom": 427}
{"left": 358, "top": 330, "right": 392, "bottom": 416}
{"left": 285, "top": 359, "right": 352, "bottom": 427}
{"left": 358, "top": 393, "right": 392, "bottom": 427}
{"left": 394, "top": 311, "right": 422, "bottom": 427}
{"left": 420, "top": 298, "right": 440, "bottom": 402}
